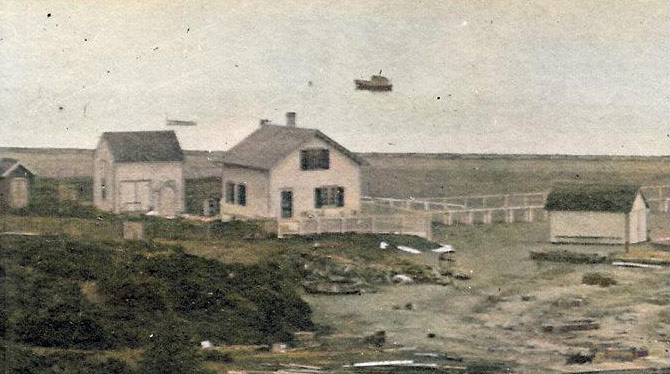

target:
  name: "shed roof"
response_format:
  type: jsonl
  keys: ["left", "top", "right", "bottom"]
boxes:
{"left": 0, "top": 158, "right": 33, "bottom": 178}
{"left": 101, "top": 131, "right": 184, "bottom": 162}
{"left": 545, "top": 184, "right": 646, "bottom": 213}
{"left": 222, "top": 124, "right": 365, "bottom": 170}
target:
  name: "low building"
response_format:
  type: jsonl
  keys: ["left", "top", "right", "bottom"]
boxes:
{"left": 221, "top": 112, "right": 365, "bottom": 219}
{"left": 93, "top": 131, "right": 185, "bottom": 217}
{"left": 545, "top": 184, "right": 648, "bottom": 245}
{"left": 0, "top": 158, "right": 34, "bottom": 210}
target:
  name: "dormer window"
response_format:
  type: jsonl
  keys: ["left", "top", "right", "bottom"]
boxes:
{"left": 300, "top": 149, "right": 329, "bottom": 170}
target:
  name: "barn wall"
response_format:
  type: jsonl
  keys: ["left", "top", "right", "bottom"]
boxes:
{"left": 269, "top": 137, "right": 361, "bottom": 218}
{"left": 113, "top": 162, "right": 184, "bottom": 215}
{"left": 220, "top": 165, "right": 270, "bottom": 218}
{"left": 93, "top": 140, "right": 115, "bottom": 211}
{"left": 549, "top": 211, "right": 626, "bottom": 244}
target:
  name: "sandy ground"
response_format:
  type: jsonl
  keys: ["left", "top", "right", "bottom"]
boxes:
{"left": 305, "top": 220, "right": 670, "bottom": 373}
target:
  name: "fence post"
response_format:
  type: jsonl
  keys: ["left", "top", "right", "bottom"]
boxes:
{"left": 316, "top": 217, "right": 322, "bottom": 235}
{"left": 425, "top": 218, "right": 433, "bottom": 241}
{"left": 340, "top": 217, "right": 344, "bottom": 234}
{"left": 467, "top": 211, "right": 474, "bottom": 225}
{"left": 447, "top": 211, "right": 453, "bottom": 226}
{"left": 400, "top": 216, "right": 405, "bottom": 235}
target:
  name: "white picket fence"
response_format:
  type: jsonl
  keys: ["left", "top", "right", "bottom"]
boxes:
{"left": 277, "top": 215, "right": 433, "bottom": 240}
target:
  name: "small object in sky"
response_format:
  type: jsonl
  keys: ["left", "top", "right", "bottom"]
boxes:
{"left": 166, "top": 119, "right": 197, "bottom": 126}
{"left": 355, "top": 74, "right": 392, "bottom": 92}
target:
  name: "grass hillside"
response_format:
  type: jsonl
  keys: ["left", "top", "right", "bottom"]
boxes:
{"left": 0, "top": 234, "right": 312, "bottom": 373}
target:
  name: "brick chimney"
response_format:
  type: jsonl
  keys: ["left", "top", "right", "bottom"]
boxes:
{"left": 286, "top": 112, "right": 296, "bottom": 127}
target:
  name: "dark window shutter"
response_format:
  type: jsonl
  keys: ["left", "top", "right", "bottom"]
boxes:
{"left": 321, "top": 150, "right": 330, "bottom": 169}
{"left": 315, "top": 188, "right": 323, "bottom": 208}
{"left": 300, "top": 150, "right": 308, "bottom": 170}
{"left": 336, "top": 187, "right": 345, "bottom": 207}
{"left": 237, "top": 184, "right": 246, "bottom": 206}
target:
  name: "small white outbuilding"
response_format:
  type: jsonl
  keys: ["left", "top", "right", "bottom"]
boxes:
{"left": 545, "top": 184, "right": 649, "bottom": 245}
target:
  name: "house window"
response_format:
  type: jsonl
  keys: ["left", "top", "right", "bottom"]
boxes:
{"left": 300, "top": 149, "right": 330, "bottom": 170}
{"left": 225, "top": 182, "right": 235, "bottom": 203}
{"left": 315, "top": 186, "right": 344, "bottom": 208}
{"left": 237, "top": 184, "right": 246, "bottom": 206}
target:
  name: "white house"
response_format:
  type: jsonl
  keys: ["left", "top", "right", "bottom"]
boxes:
{"left": 545, "top": 184, "right": 649, "bottom": 245}
{"left": 220, "top": 113, "right": 365, "bottom": 219}
{"left": 93, "top": 131, "right": 185, "bottom": 217}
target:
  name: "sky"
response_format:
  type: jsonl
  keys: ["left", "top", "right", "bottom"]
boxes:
{"left": 0, "top": 0, "right": 668, "bottom": 155}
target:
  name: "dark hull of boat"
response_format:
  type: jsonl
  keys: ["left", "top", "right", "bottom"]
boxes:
{"left": 355, "top": 81, "right": 392, "bottom": 91}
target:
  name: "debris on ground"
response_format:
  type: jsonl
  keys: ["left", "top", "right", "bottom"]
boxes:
{"left": 612, "top": 261, "right": 664, "bottom": 269}
{"left": 396, "top": 245, "right": 422, "bottom": 254}
{"left": 379, "top": 241, "right": 389, "bottom": 249}
{"left": 593, "top": 344, "right": 649, "bottom": 362}
{"left": 541, "top": 318, "right": 599, "bottom": 333}
{"left": 530, "top": 250, "right": 607, "bottom": 264}
{"left": 565, "top": 351, "right": 594, "bottom": 364}
{"left": 582, "top": 273, "right": 617, "bottom": 287}
{"left": 391, "top": 274, "right": 414, "bottom": 284}
{"left": 432, "top": 245, "right": 454, "bottom": 253}
{"left": 303, "top": 281, "right": 370, "bottom": 295}
{"left": 520, "top": 294, "right": 536, "bottom": 302}
{"left": 362, "top": 330, "right": 386, "bottom": 347}
{"left": 551, "top": 296, "right": 588, "bottom": 308}
{"left": 200, "top": 340, "right": 213, "bottom": 348}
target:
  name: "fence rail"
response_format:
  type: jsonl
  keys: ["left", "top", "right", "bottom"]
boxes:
{"left": 277, "top": 215, "right": 433, "bottom": 240}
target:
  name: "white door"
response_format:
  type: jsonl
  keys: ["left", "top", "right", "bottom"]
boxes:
{"left": 158, "top": 185, "right": 176, "bottom": 217}
{"left": 9, "top": 178, "right": 29, "bottom": 208}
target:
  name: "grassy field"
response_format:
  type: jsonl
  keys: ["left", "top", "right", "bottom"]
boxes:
{"left": 361, "top": 154, "right": 670, "bottom": 198}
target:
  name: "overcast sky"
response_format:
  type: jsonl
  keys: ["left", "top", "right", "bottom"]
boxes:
{"left": 1, "top": 0, "right": 668, "bottom": 155}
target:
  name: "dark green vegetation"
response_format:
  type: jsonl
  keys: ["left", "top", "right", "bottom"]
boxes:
{"left": 1, "top": 234, "right": 313, "bottom": 373}
{"left": 185, "top": 177, "right": 222, "bottom": 215}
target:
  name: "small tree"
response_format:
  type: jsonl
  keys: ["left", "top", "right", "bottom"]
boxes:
{"left": 137, "top": 319, "right": 209, "bottom": 374}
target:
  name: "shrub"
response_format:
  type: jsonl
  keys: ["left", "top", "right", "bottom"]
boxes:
{"left": 582, "top": 273, "right": 617, "bottom": 287}
{"left": 138, "top": 319, "right": 209, "bottom": 374}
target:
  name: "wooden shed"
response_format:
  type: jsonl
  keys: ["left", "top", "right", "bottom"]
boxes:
{"left": 545, "top": 184, "right": 649, "bottom": 245}
{"left": 0, "top": 158, "right": 34, "bottom": 211}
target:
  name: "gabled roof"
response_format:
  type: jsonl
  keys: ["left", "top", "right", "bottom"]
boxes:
{"left": 545, "top": 183, "right": 646, "bottom": 213}
{"left": 0, "top": 158, "right": 33, "bottom": 178}
{"left": 100, "top": 131, "right": 183, "bottom": 163}
{"left": 222, "top": 124, "right": 365, "bottom": 170}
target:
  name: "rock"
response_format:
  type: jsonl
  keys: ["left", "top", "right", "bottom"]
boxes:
{"left": 565, "top": 351, "right": 594, "bottom": 364}
{"left": 363, "top": 330, "right": 386, "bottom": 347}
{"left": 453, "top": 272, "right": 470, "bottom": 280}
{"left": 404, "top": 302, "right": 416, "bottom": 310}
{"left": 392, "top": 274, "right": 414, "bottom": 284}
{"left": 521, "top": 294, "right": 536, "bottom": 302}
{"left": 427, "top": 333, "right": 436, "bottom": 338}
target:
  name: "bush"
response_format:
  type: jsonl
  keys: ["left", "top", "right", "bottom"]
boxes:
{"left": 138, "top": 320, "right": 209, "bottom": 374}
{"left": 582, "top": 273, "right": 617, "bottom": 287}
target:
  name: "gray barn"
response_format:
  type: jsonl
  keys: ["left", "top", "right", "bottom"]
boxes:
{"left": 93, "top": 131, "right": 185, "bottom": 217}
